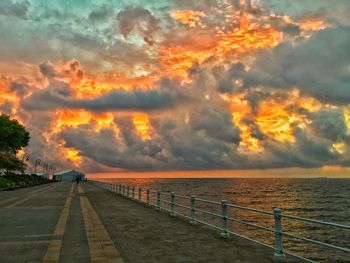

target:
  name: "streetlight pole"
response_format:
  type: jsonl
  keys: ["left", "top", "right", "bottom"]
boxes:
{"left": 42, "top": 163, "right": 48, "bottom": 178}
{"left": 21, "top": 153, "right": 30, "bottom": 174}
{"left": 52, "top": 167, "right": 56, "bottom": 181}
{"left": 48, "top": 165, "right": 53, "bottom": 180}
{"left": 34, "top": 159, "right": 41, "bottom": 174}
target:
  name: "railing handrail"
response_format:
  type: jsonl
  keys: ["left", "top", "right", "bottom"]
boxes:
{"left": 90, "top": 180, "right": 350, "bottom": 263}
{"left": 281, "top": 214, "right": 350, "bottom": 229}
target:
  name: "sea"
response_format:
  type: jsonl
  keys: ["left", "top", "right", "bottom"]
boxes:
{"left": 88, "top": 176, "right": 350, "bottom": 262}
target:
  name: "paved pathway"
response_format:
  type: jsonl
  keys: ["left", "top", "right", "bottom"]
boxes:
{"left": 0, "top": 182, "right": 123, "bottom": 263}
{"left": 0, "top": 182, "right": 300, "bottom": 263}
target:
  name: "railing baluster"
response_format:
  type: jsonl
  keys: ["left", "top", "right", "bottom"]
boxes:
{"left": 146, "top": 189, "right": 150, "bottom": 206}
{"left": 157, "top": 190, "right": 161, "bottom": 210}
{"left": 138, "top": 188, "right": 142, "bottom": 202}
{"left": 171, "top": 192, "right": 176, "bottom": 217}
{"left": 132, "top": 187, "right": 135, "bottom": 200}
{"left": 220, "top": 200, "right": 229, "bottom": 238}
{"left": 190, "top": 195, "right": 196, "bottom": 225}
{"left": 273, "top": 208, "right": 285, "bottom": 261}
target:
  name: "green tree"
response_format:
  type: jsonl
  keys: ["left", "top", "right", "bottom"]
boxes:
{"left": 0, "top": 115, "right": 30, "bottom": 172}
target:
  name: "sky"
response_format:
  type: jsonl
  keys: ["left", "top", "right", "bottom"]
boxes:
{"left": 1, "top": 0, "right": 350, "bottom": 175}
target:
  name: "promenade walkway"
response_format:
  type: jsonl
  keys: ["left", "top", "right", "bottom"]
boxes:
{"left": 0, "top": 182, "right": 299, "bottom": 262}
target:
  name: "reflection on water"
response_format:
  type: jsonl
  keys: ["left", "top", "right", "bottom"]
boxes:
{"left": 97, "top": 178, "right": 350, "bottom": 262}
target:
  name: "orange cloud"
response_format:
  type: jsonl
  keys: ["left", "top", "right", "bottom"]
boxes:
{"left": 224, "top": 90, "right": 322, "bottom": 152}
{"left": 171, "top": 10, "right": 206, "bottom": 27}
{"left": 0, "top": 77, "right": 16, "bottom": 104}
{"left": 65, "top": 147, "right": 82, "bottom": 162}
{"left": 133, "top": 113, "right": 152, "bottom": 140}
{"left": 160, "top": 12, "right": 283, "bottom": 78}
{"left": 55, "top": 109, "right": 115, "bottom": 131}
{"left": 300, "top": 18, "right": 328, "bottom": 31}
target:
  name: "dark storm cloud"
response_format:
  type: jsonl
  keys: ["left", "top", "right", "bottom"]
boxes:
{"left": 88, "top": 5, "right": 113, "bottom": 23}
{"left": 308, "top": 109, "right": 348, "bottom": 142}
{"left": 0, "top": 1, "right": 30, "bottom": 19}
{"left": 117, "top": 6, "right": 160, "bottom": 45}
{"left": 10, "top": 81, "right": 31, "bottom": 96}
{"left": 60, "top": 124, "right": 159, "bottom": 170}
{"left": 263, "top": 0, "right": 350, "bottom": 26}
{"left": 0, "top": 101, "right": 13, "bottom": 115}
{"left": 57, "top": 101, "right": 244, "bottom": 171}
{"left": 190, "top": 105, "right": 241, "bottom": 144}
{"left": 22, "top": 86, "right": 184, "bottom": 112}
{"left": 219, "top": 26, "right": 350, "bottom": 105}
{"left": 39, "top": 61, "right": 58, "bottom": 78}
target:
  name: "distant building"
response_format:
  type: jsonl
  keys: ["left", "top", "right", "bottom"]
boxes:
{"left": 54, "top": 170, "right": 85, "bottom": 182}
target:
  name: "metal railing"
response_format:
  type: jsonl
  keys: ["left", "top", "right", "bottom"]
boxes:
{"left": 90, "top": 181, "right": 350, "bottom": 262}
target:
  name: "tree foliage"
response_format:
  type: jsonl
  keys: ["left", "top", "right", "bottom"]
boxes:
{"left": 0, "top": 114, "right": 30, "bottom": 172}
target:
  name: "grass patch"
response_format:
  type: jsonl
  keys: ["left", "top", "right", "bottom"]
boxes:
{"left": 0, "top": 176, "right": 14, "bottom": 188}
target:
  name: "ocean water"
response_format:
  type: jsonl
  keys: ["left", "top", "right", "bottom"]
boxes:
{"left": 93, "top": 178, "right": 350, "bottom": 262}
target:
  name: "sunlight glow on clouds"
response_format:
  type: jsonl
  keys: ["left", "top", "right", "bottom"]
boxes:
{"left": 1, "top": 0, "right": 350, "bottom": 172}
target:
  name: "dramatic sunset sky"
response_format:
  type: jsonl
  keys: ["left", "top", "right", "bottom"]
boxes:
{"left": 1, "top": 0, "right": 350, "bottom": 174}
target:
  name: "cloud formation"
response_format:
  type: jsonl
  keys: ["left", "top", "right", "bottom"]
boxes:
{"left": 1, "top": 0, "right": 350, "bottom": 172}
{"left": 117, "top": 6, "right": 159, "bottom": 45}
{"left": 237, "top": 26, "right": 350, "bottom": 104}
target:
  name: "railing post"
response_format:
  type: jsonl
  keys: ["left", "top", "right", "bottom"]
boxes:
{"left": 273, "top": 208, "right": 285, "bottom": 262}
{"left": 146, "top": 189, "right": 150, "bottom": 206}
{"left": 157, "top": 190, "right": 161, "bottom": 210}
{"left": 132, "top": 187, "right": 135, "bottom": 200}
{"left": 118, "top": 185, "right": 121, "bottom": 195}
{"left": 127, "top": 186, "right": 129, "bottom": 198}
{"left": 122, "top": 185, "right": 125, "bottom": 196}
{"left": 190, "top": 195, "right": 196, "bottom": 225}
{"left": 220, "top": 200, "right": 229, "bottom": 238}
{"left": 170, "top": 192, "right": 176, "bottom": 217}
{"left": 138, "top": 188, "right": 142, "bottom": 202}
